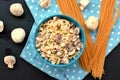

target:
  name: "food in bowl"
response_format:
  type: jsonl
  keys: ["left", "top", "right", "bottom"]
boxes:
{"left": 35, "top": 16, "right": 83, "bottom": 64}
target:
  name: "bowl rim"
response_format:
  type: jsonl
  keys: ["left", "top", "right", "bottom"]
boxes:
{"left": 33, "top": 14, "right": 86, "bottom": 67}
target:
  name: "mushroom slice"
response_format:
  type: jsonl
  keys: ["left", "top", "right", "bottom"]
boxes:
{"left": 61, "top": 57, "right": 69, "bottom": 64}
{"left": 68, "top": 49, "right": 76, "bottom": 56}
{"left": 74, "top": 27, "right": 80, "bottom": 34}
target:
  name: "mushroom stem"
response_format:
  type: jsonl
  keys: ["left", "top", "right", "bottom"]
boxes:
{"left": 8, "top": 62, "right": 14, "bottom": 69}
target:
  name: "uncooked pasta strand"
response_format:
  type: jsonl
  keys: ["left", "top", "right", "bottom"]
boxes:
{"left": 73, "top": 0, "right": 94, "bottom": 71}
{"left": 69, "top": 0, "right": 90, "bottom": 70}
{"left": 112, "top": 10, "right": 120, "bottom": 26}
{"left": 90, "top": 0, "right": 116, "bottom": 78}
{"left": 95, "top": 0, "right": 110, "bottom": 41}
{"left": 90, "top": 0, "right": 114, "bottom": 66}
{"left": 94, "top": 0, "right": 114, "bottom": 74}
{"left": 91, "top": 1, "right": 110, "bottom": 74}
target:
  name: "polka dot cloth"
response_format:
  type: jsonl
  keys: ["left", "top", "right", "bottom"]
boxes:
{"left": 20, "top": 0, "right": 120, "bottom": 80}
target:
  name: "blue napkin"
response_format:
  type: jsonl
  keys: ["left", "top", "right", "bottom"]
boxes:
{"left": 20, "top": 0, "right": 120, "bottom": 80}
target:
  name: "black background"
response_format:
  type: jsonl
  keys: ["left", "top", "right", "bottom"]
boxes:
{"left": 0, "top": 0, "right": 120, "bottom": 80}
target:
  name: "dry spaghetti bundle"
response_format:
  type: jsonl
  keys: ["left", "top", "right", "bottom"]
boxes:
{"left": 57, "top": 0, "right": 116, "bottom": 79}
{"left": 89, "top": 0, "right": 116, "bottom": 79}
{"left": 57, "top": 0, "right": 94, "bottom": 71}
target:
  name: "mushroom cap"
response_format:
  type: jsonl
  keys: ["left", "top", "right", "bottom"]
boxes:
{"left": 85, "top": 16, "right": 99, "bottom": 31}
{"left": 4, "top": 55, "right": 16, "bottom": 69}
{"left": 0, "top": 20, "right": 4, "bottom": 32}
{"left": 11, "top": 28, "right": 26, "bottom": 43}
{"left": 10, "top": 3, "right": 24, "bottom": 16}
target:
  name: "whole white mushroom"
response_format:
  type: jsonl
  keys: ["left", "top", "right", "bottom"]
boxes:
{"left": 0, "top": 20, "right": 4, "bottom": 32}
{"left": 85, "top": 16, "right": 99, "bottom": 31}
{"left": 4, "top": 55, "right": 16, "bottom": 69}
{"left": 10, "top": 3, "right": 24, "bottom": 16}
{"left": 39, "top": 0, "right": 51, "bottom": 8}
{"left": 11, "top": 28, "right": 26, "bottom": 43}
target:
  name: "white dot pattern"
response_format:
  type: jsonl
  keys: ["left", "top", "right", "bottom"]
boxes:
{"left": 56, "top": 74, "right": 59, "bottom": 77}
{"left": 98, "top": 5, "right": 100, "bottom": 8}
{"left": 73, "top": 64, "right": 77, "bottom": 67}
{"left": 118, "top": 26, "right": 120, "bottom": 28}
{"left": 72, "top": 70, "right": 76, "bottom": 73}
{"left": 71, "top": 76, "right": 75, "bottom": 79}
{"left": 91, "top": 10, "right": 94, "bottom": 13}
{"left": 78, "top": 77, "right": 81, "bottom": 80}
{"left": 79, "top": 71, "right": 82, "bottom": 74}
{"left": 92, "top": 4, "right": 95, "bottom": 7}
{"left": 20, "top": 0, "right": 120, "bottom": 80}
{"left": 28, "top": 52, "right": 31, "bottom": 56}
{"left": 97, "top": 11, "right": 99, "bottom": 14}
{"left": 110, "top": 38, "right": 113, "bottom": 41}
{"left": 67, "top": 69, "right": 70, "bottom": 72}
{"left": 48, "top": 71, "right": 51, "bottom": 74}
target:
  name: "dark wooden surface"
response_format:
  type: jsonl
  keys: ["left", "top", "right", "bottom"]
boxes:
{"left": 0, "top": 0, "right": 120, "bottom": 80}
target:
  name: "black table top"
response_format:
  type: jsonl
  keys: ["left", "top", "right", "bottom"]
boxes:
{"left": 0, "top": 0, "right": 120, "bottom": 80}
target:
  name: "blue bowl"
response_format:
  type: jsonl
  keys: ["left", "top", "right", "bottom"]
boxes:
{"left": 34, "top": 14, "right": 86, "bottom": 67}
